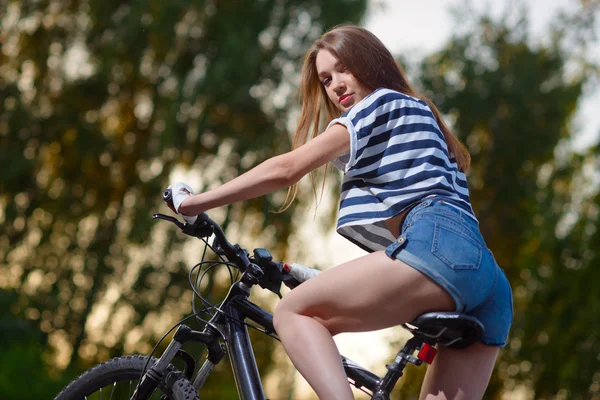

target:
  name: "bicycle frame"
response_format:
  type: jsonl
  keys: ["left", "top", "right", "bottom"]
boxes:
{"left": 131, "top": 209, "right": 445, "bottom": 399}
{"left": 135, "top": 275, "right": 429, "bottom": 400}
{"left": 97, "top": 204, "right": 484, "bottom": 400}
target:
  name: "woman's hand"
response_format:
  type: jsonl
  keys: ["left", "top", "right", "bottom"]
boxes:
{"left": 167, "top": 182, "right": 198, "bottom": 224}
{"left": 283, "top": 263, "right": 322, "bottom": 288}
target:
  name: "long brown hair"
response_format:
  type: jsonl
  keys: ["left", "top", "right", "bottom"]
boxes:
{"left": 280, "top": 25, "right": 470, "bottom": 211}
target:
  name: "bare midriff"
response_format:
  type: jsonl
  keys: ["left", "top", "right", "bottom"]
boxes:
{"left": 384, "top": 207, "right": 412, "bottom": 238}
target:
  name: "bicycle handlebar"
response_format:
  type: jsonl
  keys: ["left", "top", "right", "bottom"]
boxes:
{"left": 155, "top": 188, "right": 301, "bottom": 295}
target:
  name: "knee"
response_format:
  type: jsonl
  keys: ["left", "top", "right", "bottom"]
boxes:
{"left": 272, "top": 296, "right": 319, "bottom": 334}
{"left": 273, "top": 298, "right": 340, "bottom": 337}
{"left": 272, "top": 298, "right": 295, "bottom": 334}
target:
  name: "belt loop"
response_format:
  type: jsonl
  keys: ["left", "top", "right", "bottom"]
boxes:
{"left": 385, "top": 235, "right": 408, "bottom": 259}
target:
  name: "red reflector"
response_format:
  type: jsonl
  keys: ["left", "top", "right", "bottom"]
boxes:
{"left": 418, "top": 343, "right": 436, "bottom": 364}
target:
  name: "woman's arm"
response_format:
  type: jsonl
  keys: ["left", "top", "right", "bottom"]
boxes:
{"left": 178, "top": 123, "right": 350, "bottom": 216}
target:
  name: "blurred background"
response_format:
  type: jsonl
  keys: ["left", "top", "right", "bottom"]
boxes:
{"left": 1, "top": 0, "right": 599, "bottom": 399}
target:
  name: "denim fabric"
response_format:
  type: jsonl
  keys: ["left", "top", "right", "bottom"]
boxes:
{"left": 385, "top": 197, "right": 513, "bottom": 347}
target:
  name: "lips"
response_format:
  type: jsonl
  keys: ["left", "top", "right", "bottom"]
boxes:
{"left": 339, "top": 93, "right": 353, "bottom": 106}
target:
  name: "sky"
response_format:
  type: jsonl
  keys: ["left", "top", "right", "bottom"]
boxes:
{"left": 288, "top": 1, "right": 599, "bottom": 398}
{"left": 365, "top": 0, "right": 578, "bottom": 54}
{"left": 363, "top": 0, "right": 600, "bottom": 151}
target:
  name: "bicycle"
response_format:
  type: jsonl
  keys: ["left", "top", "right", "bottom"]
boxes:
{"left": 54, "top": 188, "right": 485, "bottom": 400}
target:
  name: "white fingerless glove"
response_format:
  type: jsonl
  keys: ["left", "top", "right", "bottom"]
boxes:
{"left": 167, "top": 182, "right": 198, "bottom": 225}
{"left": 288, "top": 263, "right": 321, "bottom": 283}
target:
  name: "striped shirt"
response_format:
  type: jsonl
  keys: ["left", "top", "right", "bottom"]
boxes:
{"left": 327, "top": 88, "right": 477, "bottom": 253}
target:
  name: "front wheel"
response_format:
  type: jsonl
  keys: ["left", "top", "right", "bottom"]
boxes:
{"left": 54, "top": 355, "right": 198, "bottom": 400}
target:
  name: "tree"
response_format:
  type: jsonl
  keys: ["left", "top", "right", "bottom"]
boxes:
{"left": 395, "top": 3, "right": 599, "bottom": 399}
{"left": 0, "top": 0, "right": 367, "bottom": 395}
{"left": 0, "top": 289, "right": 70, "bottom": 400}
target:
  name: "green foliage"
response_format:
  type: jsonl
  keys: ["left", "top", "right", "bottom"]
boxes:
{"left": 414, "top": 5, "right": 600, "bottom": 399}
{"left": 0, "top": 0, "right": 367, "bottom": 397}
{"left": 515, "top": 159, "right": 600, "bottom": 398}
{"left": 0, "top": 289, "right": 73, "bottom": 399}
{"left": 2, "top": 0, "right": 598, "bottom": 398}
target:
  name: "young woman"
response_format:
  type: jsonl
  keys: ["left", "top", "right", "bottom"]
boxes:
{"left": 172, "top": 25, "right": 513, "bottom": 400}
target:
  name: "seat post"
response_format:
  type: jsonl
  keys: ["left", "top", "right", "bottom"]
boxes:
{"left": 374, "top": 337, "right": 425, "bottom": 397}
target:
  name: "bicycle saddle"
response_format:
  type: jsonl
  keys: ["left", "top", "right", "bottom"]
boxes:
{"left": 402, "top": 312, "right": 484, "bottom": 349}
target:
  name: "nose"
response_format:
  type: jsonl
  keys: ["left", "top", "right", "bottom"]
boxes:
{"left": 332, "top": 76, "right": 346, "bottom": 95}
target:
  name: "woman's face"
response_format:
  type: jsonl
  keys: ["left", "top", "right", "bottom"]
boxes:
{"left": 315, "top": 50, "right": 371, "bottom": 112}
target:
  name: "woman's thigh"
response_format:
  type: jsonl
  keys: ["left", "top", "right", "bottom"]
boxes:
{"left": 274, "top": 251, "right": 455, "bottom": 335}
{"left": 420, "top": 342, "right": 500, "bottom": 399}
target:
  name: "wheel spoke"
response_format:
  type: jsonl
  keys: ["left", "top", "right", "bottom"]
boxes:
{"left": 56, "top": 356, "right": 197, "bottom": 399}
{"left": 108, "top": 381, "right": 116, "bottom": 400}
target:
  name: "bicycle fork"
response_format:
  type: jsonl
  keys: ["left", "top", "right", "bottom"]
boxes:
{"left": 130, "top": 324, "right": 225, "bottom": 400}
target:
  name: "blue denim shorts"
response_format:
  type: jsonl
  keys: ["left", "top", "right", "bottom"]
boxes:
{"left": 385, "top": 197, "right": 513, "bottom": 347}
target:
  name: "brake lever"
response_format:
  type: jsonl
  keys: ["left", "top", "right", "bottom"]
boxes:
{"left": 256, "top": 260, "right": 302, "bottom": 297}
{"left": 153, "top": 213, "right": 186, "bottom": 229}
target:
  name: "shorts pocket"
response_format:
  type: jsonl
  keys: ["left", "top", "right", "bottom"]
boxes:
{"left": 432, "top": 222, "right": 482, "bottom": 270}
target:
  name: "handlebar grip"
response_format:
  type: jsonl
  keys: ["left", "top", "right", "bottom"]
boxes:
{"left": 282, "top": 274, "right": 302, "bottom": 289}
{"left": 163, "top": 188, "right": 174, "bottom": 209}
{"left": 281, "top": 265, "right": 302, "bottom": 289}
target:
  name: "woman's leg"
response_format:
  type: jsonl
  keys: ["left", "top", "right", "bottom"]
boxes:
{"left": 273, "top": 251, "right": 455, "bottom": 400}
{"left": 420, "top": 342, "right": 500, "bottom": 400}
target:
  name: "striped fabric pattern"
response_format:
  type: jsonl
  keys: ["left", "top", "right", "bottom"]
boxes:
{"left": 327, "top": 88, "right": 477, "bottom": 253}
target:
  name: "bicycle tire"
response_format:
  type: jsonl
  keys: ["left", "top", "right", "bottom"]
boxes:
{"left": 54, "top": 355, "right": 198, "bottom": 400}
